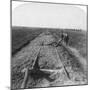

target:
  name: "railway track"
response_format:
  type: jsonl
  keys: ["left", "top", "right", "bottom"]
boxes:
{"left": 11, "top": 32, "right": 87, "bottom": 89}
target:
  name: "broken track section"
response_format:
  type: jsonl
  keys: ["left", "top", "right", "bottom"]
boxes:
{"left": 11, "top": 32, "right": 87, "bottom": 89}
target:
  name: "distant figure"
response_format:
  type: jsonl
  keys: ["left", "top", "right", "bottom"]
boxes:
{"left": 61, "top": 32, "right": 69, "bottom": 45}
{"left": 61, "top": 32, "right": 64, "bottom": 41}
{"left": 51, "top": 32, "right": 69, "bottom": 47}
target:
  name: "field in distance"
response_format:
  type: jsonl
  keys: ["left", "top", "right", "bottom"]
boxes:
{"left": 12, "top": 26, "right": 87, "bottom": 59}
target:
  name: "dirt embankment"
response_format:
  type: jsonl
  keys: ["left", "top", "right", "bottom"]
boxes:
{"left": 11, "top": 32, "right": 87, "bottom": 89}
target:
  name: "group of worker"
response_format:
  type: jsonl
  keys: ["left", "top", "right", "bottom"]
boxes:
{"left": 54, "top": 32, "right": 69, "bottom": 47}
{"left": 61, "top": 32, "right": 69, "bottom": 45}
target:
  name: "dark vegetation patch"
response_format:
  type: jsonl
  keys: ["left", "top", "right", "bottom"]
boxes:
{"left": 12, "top": 27, "right": 44, "bottom": 56}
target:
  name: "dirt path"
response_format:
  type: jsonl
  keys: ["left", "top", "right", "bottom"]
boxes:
{"left": 11, "top": 32, "right": 87, "bottom": 89}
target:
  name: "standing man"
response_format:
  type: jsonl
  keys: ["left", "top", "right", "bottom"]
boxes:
{"left": 61, "top": 32, "right": 69, "bottom": 46}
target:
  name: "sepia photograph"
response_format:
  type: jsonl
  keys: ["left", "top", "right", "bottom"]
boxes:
{"left": 11, "top": 0, "right": 88, "bottom": 89}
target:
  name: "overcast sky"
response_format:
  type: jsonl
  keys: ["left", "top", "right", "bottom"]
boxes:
{"left": 12, "top": 1, "right": 87, "bottom": 30}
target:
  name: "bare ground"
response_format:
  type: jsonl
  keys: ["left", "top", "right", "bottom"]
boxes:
{"left": 11, "top": 32, "right": 87, "bottom": 89}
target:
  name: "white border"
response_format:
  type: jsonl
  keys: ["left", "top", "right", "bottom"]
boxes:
{"left": 0, "top": 0, "right": 89, "bottom": 90}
